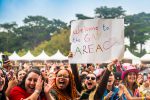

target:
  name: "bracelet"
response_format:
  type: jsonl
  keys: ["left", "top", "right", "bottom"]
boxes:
{"left": 34, "top": 89, "right": 41, "bottom": 94}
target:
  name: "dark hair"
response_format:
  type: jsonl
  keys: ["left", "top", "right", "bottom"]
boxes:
{"left": 19, "top": 68, "right": 41, "bottom": 90}
{"left": 16, "top": 69, "right": 26, "bottom": 79}
{"left": 123, "top": 73, "right": 138, "bottom": 91}
{"left": 87, "top": 72, "right": 97, "bottom": 79}
{"left": 87, "top": 64, "right": 94, "bottom": 68}
{"left": 0, "top": 68, "right": 8, "bottom": 100}
{"left": 81, "top": 69, "right": 89, "bottom": 74}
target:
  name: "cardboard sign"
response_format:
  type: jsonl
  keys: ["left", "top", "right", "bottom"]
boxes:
{"left": 70, "top": 19, "right": 124, "bottom": 63}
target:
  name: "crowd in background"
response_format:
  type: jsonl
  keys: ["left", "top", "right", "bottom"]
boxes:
{"left": 1, "top": 54, "right": 150, "bottom": 100}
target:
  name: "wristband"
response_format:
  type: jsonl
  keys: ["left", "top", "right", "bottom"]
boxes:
{"left": 34, "top": 89, "right": 41, "bottom": 94}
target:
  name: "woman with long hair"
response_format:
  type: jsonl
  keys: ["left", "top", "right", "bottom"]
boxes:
{"left": 120, "top": 64, "right": 150, "bottom": 100}
{"left": 49, "top": 68, "right": 79, "bottom": 100}
{"left": 9, "top": 68, "right": 52, "bottom": 100}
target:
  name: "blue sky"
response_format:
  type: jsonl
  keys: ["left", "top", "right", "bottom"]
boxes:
{"left": 0, "top": 0, "right": 150, "bottom": 26}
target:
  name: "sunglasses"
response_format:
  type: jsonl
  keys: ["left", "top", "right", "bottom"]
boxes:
{"left": 86, "top": 76, "right": 96, "bottom": 80}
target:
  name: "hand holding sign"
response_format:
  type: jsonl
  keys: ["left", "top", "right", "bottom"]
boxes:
{"left": 107, "top": 59, "right": 118, "bottom": 72}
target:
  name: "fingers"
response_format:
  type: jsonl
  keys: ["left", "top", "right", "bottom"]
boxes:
{"left": 36, "top": 76, "right": 44, "bottom": 91}
{"left": 106, "top": 91, "right": 113, "bottom": 99}
{"left": 107, "top": 59, "right": 118, "bottom": 71}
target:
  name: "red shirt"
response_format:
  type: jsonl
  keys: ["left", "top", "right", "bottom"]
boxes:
{"left": 9, "top": 86, "right": 46, "bottom": 100}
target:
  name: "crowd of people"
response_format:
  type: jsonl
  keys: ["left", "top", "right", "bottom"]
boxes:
{"left": 0, "top": 53, "right": 150, "bottom": 100}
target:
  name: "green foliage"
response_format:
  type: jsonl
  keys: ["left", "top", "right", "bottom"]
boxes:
{"left": 33, "top": 29, "right": 70, "bottom": 56}
{"left": 95, "top": 6, "right": 126, "bottom": 18}
{"left": 0, "top": 15, "right": 68, "bottom": 53}
{"left": 76, "top": 14, "right": 93, "bottom": 19}
{"left": 125, "top": 12, "right": 150, "bottom": 55}
{"left": 0, "top": 6, "right": 150, "bottom": 57}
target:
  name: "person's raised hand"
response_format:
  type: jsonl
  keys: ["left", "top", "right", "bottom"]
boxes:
{"left": 44, "top": 77, "right": 55, "bottom": 94}
{"left": 35, "top": 76, "right": 43, "bottom": 93}
{"left": 107, "top": 59, "right": 118, "bottom": 71}
{"left": 104, "top": 91, "right": 114, "bottom": 100}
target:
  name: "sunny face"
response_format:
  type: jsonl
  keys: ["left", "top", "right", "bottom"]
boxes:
{"left": 56, "top": 70, "right": 69, "bottom": 90}
{"left": 18, "top": 70, "right": 26, "bottom": 82}
{"left": 25, "top": 72, "right": 39, "bottom": 93}
{"left": 107, "top": 72, "right": 115, "bottom": 86}
{"left": 127, "top": 72, "right": 137, "bottom": 84}
{"left": 85, "top": 73, "right": 97, "bottom": 90}
{"left": 0, "top": 70, "right": 5, "bottom": 91}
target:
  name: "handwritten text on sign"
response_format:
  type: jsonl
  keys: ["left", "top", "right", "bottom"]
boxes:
{"left": 70, "top": 19, "right": 124, "bottom": 63}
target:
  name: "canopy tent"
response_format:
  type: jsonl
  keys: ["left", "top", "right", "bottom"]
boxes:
{"left": 49, "top": 50, "right": 68, "bottom": 61}
{"left": 0, "top": 52, "right": 3, "bottom": 61}
{"left": 9, "top": 51, "right": 21, "bottom": 61}
{"left": 34, "top": 50, "right": 50, "bottom": 61}
{"left": 123, "top": 49, "right": 140, "bottom": 64}
{"left": 141, "top": 54, "right": 150, "bottom": 64}
{"left": 19, "top": 50, "right": 35, "bottom": 61}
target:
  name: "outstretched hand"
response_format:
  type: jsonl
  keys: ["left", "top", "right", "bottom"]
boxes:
{"left": 35, "top": 76, "right": 43, "bottom": 92}
{"left": 107, "top": 59, "right": 118, "bottom": 71}
{"left": 44, "top": 77, "right": 55, "bottom": 94}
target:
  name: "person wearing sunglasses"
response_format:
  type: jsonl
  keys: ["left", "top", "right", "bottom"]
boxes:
{"left": 70, "top": 59, "right": 117, "bottom": 100}
{"left": 85, "top": 73, "right": 97, "bottom": 90}
{"left": 79, "top": 73, "right": 97, "bottom": 99}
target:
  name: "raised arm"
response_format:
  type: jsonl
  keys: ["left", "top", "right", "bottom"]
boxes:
{"left": 70, "top": 64, "right": 83, "bottom": 93}
{"left": 68, "top": 52, "right": 83, "bottom": 93}
{"left": 94, "top": 59, "right": 117, "bottom": 100}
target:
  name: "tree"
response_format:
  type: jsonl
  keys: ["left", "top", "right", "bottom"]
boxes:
{"left": 33, "top": 28, "right": 70, "bottom": 56}
{"left": 125, "top": 12, "right": 150, "bottom": 56}
{"left": 76, "top": 14, "right": 93, "bottom": 19}
{"left": 19, "top": 16, "right": 68, "bottom": 49}
{"left": 0, "top": 22, "right": 19, "bottom": 52}
{"left": 95, "top": 6, "right": 126, "bottom": 18}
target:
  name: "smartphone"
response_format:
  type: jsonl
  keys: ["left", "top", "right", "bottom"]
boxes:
{"left": 2, "top": 54, "right": 11, "bottom": 70}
